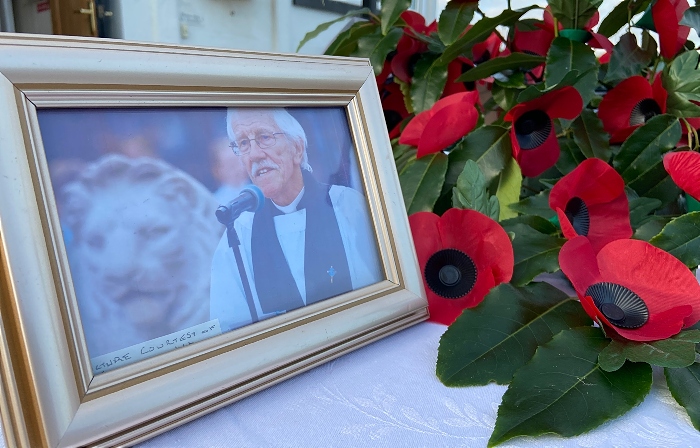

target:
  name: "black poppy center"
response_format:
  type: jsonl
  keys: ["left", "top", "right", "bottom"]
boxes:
{"left": 384, "top": 110, "right": 403, "bottom": 131}
{"left": 439, "top": 265, "right": 462, "bottom": 286}
{"left": 629, "top": 98, "right": 662, "bottom": 126}
{"left": 424, "top": 248, "right": 477, "bottom": 299}
{"left": 460, "top": 64, "right": 476, "bottom": 91}
{"left": 564, "top": 197, "right": 590, "bottom": 236}
{"left": 585, "top": 282, "right": 649, "bottom": 328}
{"left": 514, "top": 110, "right": 552, "bottom": 150}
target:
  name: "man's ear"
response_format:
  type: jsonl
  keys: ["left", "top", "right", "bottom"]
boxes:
{"left": 292, "top": 139, "right": 304, "bottom": 164}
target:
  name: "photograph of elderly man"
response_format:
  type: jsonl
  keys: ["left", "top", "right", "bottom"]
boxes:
{"left": 210, "top": 108, "right": 383, "bottom": 332}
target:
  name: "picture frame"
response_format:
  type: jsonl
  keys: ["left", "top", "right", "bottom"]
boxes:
{"left": 0, "top": 33, "right": 427, "bottom": 447}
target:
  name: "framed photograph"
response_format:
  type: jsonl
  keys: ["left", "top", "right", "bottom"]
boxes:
{"left": 0, "top": 34, "right": 426, "bottom": 447}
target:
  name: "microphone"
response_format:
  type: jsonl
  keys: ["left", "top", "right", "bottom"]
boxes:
{"left": 215, "top": 185, "right": 265, "bottom": 226}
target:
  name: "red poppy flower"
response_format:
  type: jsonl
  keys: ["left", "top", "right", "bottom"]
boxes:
{"left": 504, "top": 86, "right": 584, "bottom": 177}
{"left": 560, "top": 236, "right": 700, "bottom": 341}
{"left": 652, "top": 0, "right": 691, "bottom": 59}
{"left": 663, "top": 150, "right": 700, "bottom": 201}
{"left": 380, "top": 82, "right": 409, "bottom": 139}
{"left": 399, "top": 91, "right": 479, "bottom": 157}
{"left": 443, "top": 57, "right": 477, "bottom": 97}
{"left": 512, "top": 27, "right": 552, "bottom": 83}
{"left": 472, "top": 32, "right": 507, "bottom": 64}
{"left": 598, "top": 75, "right": 668, "bottom": 143}
{"left": 549, "top": 158, "right": 632, "bottom": 253}
{"left": 391, "top": 11, "right": 436, "bottom": 83}
{"left": 409, "top": 208, "right": 514, "bottom": 325}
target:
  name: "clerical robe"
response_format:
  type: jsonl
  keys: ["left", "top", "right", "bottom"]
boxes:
{"left": 209, "top": 185, "right": 382, "bottom": 332}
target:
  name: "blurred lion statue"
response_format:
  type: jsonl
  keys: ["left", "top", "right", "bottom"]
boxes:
{"left": 61, "top": 155, "right": 223, "bottom": 358}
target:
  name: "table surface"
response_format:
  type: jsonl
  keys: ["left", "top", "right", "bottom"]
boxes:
{"left": 3, "top": 321, "right": 700, "bottom": 447}
{"left": 138, "top": 321, "right": 700, "bottom": 447}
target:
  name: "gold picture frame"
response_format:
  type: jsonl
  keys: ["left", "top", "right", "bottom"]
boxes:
{"left": 0, "top": 34, "right": 427, "bottom": 447}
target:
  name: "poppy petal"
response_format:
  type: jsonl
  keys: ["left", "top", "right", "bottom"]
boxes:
{"left": 663, "top": 151, "right": 700, "bottom": 201}
{"left": 408, "top": 212, "right": 442, "bottom": 267}
{"left": 556, "top": 208, "right": 579, "bottom": 240}
{"left": 653, "top": 0, "right": 690, "bottom": 59}
{"left": 612, "top": 305, "right": 692, "bottom": 341}
{"left": 652, "top": 75, "right": 669, "bottom": 114}
{"left": 399, "top": 110, "right": 431, "bottom": 146}
{"left": 550, "top": 158, "right": 625, "bottom": 207}
{"left": 559, "top": 236, "right": 602, "bottom": 295}
{"left": 417, "top": 102, "right": 478, "bottom": 157}
{"left": 514, "top": 28, "right": 554, "bottom": 57}
{"left": 585, "top": 194, "right": 633, "bottom": 253}
{"left": 538, "top": 86, "right": 584, "bottom": 120}
{"left": 510, "top": 122, "right": 560, "bottom": 177}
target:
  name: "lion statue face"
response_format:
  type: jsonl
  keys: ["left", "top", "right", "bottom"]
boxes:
{"left": 61, "top": 155, "right": 222, "bottom": 358}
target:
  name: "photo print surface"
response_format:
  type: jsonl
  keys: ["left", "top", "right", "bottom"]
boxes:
{"left": 38, "top": 106, "right": 383, "bottom": 374}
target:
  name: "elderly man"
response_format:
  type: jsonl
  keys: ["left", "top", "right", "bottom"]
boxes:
{"left": 210, "top": 108, "right": 382, "bottom": 332}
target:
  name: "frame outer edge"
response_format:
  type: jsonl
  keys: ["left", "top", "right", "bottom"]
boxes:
{"left": 0, "top": 72, "right": 79, "bottom": 447}
{"left": 0, "top": 35, "right": 371, "bottom": 92}
{"left": 357, "top": 75, "right": 425, "bottom": 299}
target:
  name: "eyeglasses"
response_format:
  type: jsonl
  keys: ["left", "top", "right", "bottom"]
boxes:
{"left": 229, "top": 132, "right": 286, "bottom": 156}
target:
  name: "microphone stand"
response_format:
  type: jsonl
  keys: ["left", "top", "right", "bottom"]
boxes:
{"left": 224, "top": 221, "right": 259, "bottom": 324}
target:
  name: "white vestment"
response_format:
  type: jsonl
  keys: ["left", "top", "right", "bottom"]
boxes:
{"left": 210, "top": 185, "right": 382, "bottom": 332}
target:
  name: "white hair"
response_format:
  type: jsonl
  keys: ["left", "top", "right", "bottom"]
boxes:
{"left": 225, "top": 108, "right": 313, "bottom": 172}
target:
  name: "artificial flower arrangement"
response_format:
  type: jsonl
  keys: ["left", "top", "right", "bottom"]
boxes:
{"left": 300, "top": 0, "right": 700, "bottom": 445}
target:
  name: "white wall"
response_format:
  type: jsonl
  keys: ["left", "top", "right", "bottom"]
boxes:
{"left": 117, "top": 0, "right": 353, "bottom": 55}
{"left": 12, "top": 0, "right": 52, "bottom": 34}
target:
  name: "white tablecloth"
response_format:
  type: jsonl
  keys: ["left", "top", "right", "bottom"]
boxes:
{"left": 3, "top": 322, "right": 699, "bottom": 447}
{"left": 135, "top": 322, "right": 700, "bottom": 447}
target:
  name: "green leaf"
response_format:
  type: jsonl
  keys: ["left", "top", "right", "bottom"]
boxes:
{"left": 663, "top": 51, "right": 700, "bottom": 118}
{"left": 613, "top": 114, "right": 681, "bottom": 187}
{"left": 571, "top": 109, "right": 612, "bottom": 161}
{"left": 649, "top": 212, "right": 700, "bottom": 269}
{"left": 409, "top": 54, "right": 449, "bottom": 112}
{"left": 633, "top": 215, "right": 672, "bottom": 241}
{"left": 509, "top": 223, "right": 566, "bottom": 286}
{"left": 366, "top": 28, "right": 403, "bottom": 74}
{"left": 399, "top": 153, "right": 448, "bottom": 214}
{"left": 325, "top": 22, "right": 380, "bottom": 56}
{"left": 496, "top": 157, "right": 523, "bottom": 221}
{"left": 636, "top": 166, "right": 682, "bottom": 206}
{"left": 508, "top": 190, "right": 556, "bottom": 219}
{"left": 445, "top": 126, "right": 511, "bottom": 194}
{"left": 547, "top": 0, "right": 604, "bottom": 30}
{"left": 680, "top": 6, "right": 700, "bottom": 39}
{"left": 489, "top": 327, "right": 653, "bottom": 447}
{"left": 380, "top": 0, "right": 411, "bottom": 35}
{"left": 629, "top": 197, "right": 662, "bottom": 229}
{"left": 545, "top": 37, "right": 599, "bottom": 107}
{"left": 598, "top": 0, "right": 652, "bottom": 37}
{"left": 665, "top": 363, "right": 700, "bottom": 431}
{"left": 455, "top": 53, "right": 546, "bottom": 83}
{"left": 501, "top": 215, "right": 559, "bottom": 235}
{"left": 452, "top": 160, "right": 500, "bottom": 218}
{"left": 298, "top": 8, "right": 371, "bottom": 52}
{"left": 517, "top": 70, "right": 580, "bottom": 103}
{"left": 437, "top": 283, "right": 592, "bottom": 386}
{"left": 436, "top": 7, "right": 536, "bottom": 66}
{"left": 599, "top": 330, "right": 700, "bottom": 372}
{"left": 556, "top": 138, "right": 586, "bottom": 175}
{"left": 438, "top": 1, "right": 477, "bottom": 46}
{"left": 492, "top": 84, "right": 522, "bottom": 111}
{"left": 604, "top": 32, "right": 656, "bottom": 84}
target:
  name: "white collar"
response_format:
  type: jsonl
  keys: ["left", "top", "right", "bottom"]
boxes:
{"left": 273, "top": 187, "right": 305, "bottom": 214}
